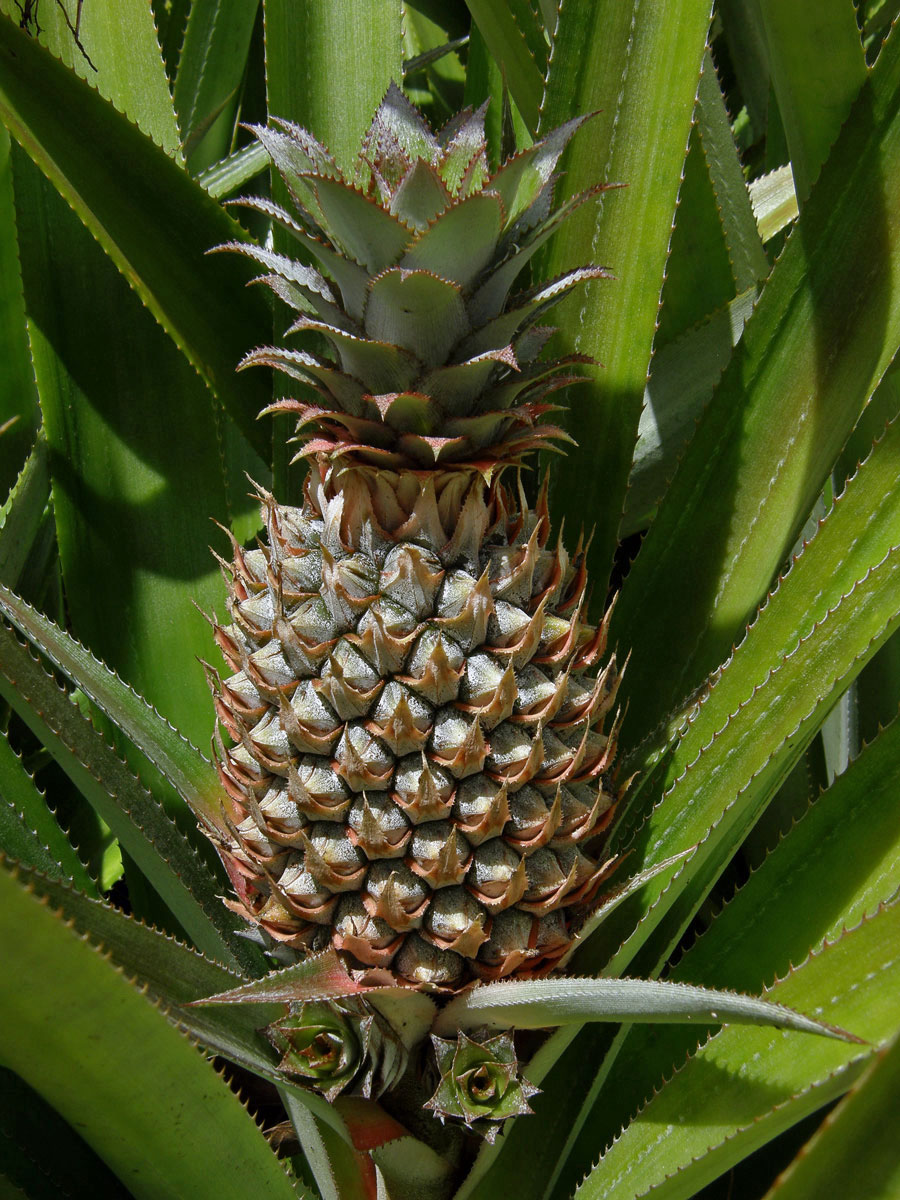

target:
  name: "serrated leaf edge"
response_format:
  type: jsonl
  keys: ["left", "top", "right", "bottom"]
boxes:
{"left": 574, "top": 900, "right": 899, "bottom": 1197}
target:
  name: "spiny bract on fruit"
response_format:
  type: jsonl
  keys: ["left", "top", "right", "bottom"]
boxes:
{"left": 206, "top": 83, "right": 625, "bottom": 991}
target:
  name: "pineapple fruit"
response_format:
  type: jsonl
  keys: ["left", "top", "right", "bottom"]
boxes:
{"left": 208, "top": 85, "right": 623, "bottom": 991}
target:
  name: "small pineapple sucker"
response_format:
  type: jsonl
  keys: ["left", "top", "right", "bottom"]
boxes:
{"left": 209, "top": 83, "right": 624, "bottom": 992}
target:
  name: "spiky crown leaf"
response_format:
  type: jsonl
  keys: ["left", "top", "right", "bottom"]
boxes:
{"left": 223, "top": 83, "right": 611, "bottom": 469}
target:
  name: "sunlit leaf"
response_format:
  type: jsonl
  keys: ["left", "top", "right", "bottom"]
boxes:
{"left": 576, "top": 901, "right": 900, "bottom": 1199}
{"left": 0, "top": 860, "right": 298, "bottom": 1200}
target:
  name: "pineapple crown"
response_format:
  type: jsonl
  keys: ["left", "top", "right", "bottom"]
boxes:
{"left": 222, "top": 83, "right": 612, "bottom": 472}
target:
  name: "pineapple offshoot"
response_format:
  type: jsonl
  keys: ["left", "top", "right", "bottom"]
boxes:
{"left": 206, "top": 84, "right": 625, "bottom": 994}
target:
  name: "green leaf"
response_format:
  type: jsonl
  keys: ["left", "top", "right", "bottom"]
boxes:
{"left": 651, "top": 411, "right": 900, "bottom": 784}
{"left": 574, "top": 901, "right": 900, "bottom": 1200}
{"left": 402, "top": 191, "right": 503, "bottom": 289}
{"left": 749, "top": 164, "right": 798, "bottom": 242}
{"left": 0, "top": 861, "right": 298, "bottom": 1200}
{"left": 6, "top": 0, "right": 267, "bottom": 768}
{"left": 462, "top": 23, "right": 504, "bottom": 168}
{"left": 0, "top": 13, "right": 272, "bottom": 461}
{"left": 0, "top": 431, "right": 48, "bottom": 591}
{"left": 262, "top": 0, "right": 403, "bottom": 500}
{"left": 264, "top": 0, "right": 404, "bottom": 176}
{"left": 308, "top": 175, "right": 411, "bottom": 275}
{"left": 0, "top": 609, "right": 263, "bottom": 975}
{"left": 614, "top": 23, "right": 900, "bottom": 740}
{"left": 24, "top": 864, "right": 241, "bottom": 995}
{"left": 0, "top": 124, "right": 38, "bottom": 497}
{"left": 491, "top": 114, "right": 586, "bottom": 228}
{"left": 655, "top": 121, "right": 736, "bottom": 349}
{"left": 13, "top": 151, "right": 261, "bottom": 758}
{"left": 391, "top": 158, "right": 451, "bottom": 228}
{"left": 433, "top": 977, "right": 854, "bottom": 1041}
{"left": 653, "top": 42, "right": 766, "bottom": 349}
{"left": 678, "top": 707, "right": 900, "bottom": 983}
{"left": 758, "top": 0, "right": 867, "bottom": 204}
{"left": 762, "top": 1032, "right": 900, "bottom": 1200}
{"left": 695, "top": 49, "right": 769, "bottom": 290}
{"left": 623, "top": 289, "right": 756, "bottom": 535}
{"left": 281, "top": 1093, "right": 371, "bottom": 1200}
{"left": 174, "top": 0, "right": 260, "bottom": 172}
{"left": 463, "top": 0, "right": 545, "bottom": 134}
{"left": 0, "top": 1067, "right": 131, "bottom": 1200}
{"left": 197, "top": 140, "right": 269, "bottom": 200}
{"left": 538, "top": 0, "right": 714, "bottom": 587}
{"left": 1, "top": 0, "right": 184, "bottom": 157}
{"left": 0, "top": 728, "right": 96, "bottom": 894}
{"left": 463, "top": 266, "right": 610, "bottom": 359}
{"left": 367, "top": 270, "right": 466, "bottom": 365}
{"left": 591, "top": 414, "right": 900, "bottom": 978}
{"left": 0, "top": 583, "right": 230, "bottom": 839}
{"left": 565, "top": 707, "right": 900, "bottom": 1183}
{"left": 18, "top": 865, "right": 352, "bottom": 1144}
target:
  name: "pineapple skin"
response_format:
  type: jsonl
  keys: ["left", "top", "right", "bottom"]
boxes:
{"left": 207, "top": 85, "right": 624, "bottom": 990}
{"left": 212, "top": 460, "right": 621, "bottom": 989}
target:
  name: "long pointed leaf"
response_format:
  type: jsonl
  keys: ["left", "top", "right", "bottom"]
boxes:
{"left": 575, "top": 901, "right": 900, "bottom": 1200}
{"left": 0, "top": 430, "right": 48, "bottom": 589}
{"left": 0, "top": 583, "right": 228, "bottom": 836}
{"left": 13, "top": 154, "right": 262, "bottom": 762}
{"left": 614, "top": 24, "right": 900, "bottom": 739}
{"left": 0, "top": 124, "right": 37, "bottom": 495}
{"left": 2, "top": 0, "right": 183, "bottom": 155}
{"left": 695, "top": 49, "right": 769, "bottom": 290}
{"left": 13, "top": 862, "right": 347, "bottom": 1133}
{"left": 600, "top": 520, "right": 900, "bottom": 981}
{"left": 562, "top": 708, "right": 900, "bottom": 1190}
{"left": 263, "top": 0, "right": 403, "bottom": 504}
{"left": 264, "top": 2, "right": 404, "bottom": 176}
{"left": 0, "top": 13, "right": 271, "bottom": 460}
{"left": 623, "top": 288, "right": 756, "bottom": 534}
{"left": 9, "top": 859, "right": 345, "bottom": 1118}
{"left": 538, "top": 0, "right": 714, "bottom": 585}
{"left": 174, "top": 0, "right": 260, "bottom": 172}
{"left": 0, "top": 728, "right": 96, "bottom": 893}
{"left": 655, "top": 118, "right": 735, "bottom": 348}
{"left": 494, "top": 412, "right": 900, "bottom": 1200}
{"left": 0, "top": 1067, "right": 131, "bottom": 1200}
{"left": 601, "top": 412, "right": 900, "bottom": 965}
{"left": 463, "top": 0, "right": 545, "bottom": 133}
{"left": 191, "top": 948, "right": 374, "bottom": 1005}
{"left": 758, "top": 0, "right": 867, "bottom": 204}
{"left": 0, "top": 612, "right": 263, "bottom": 974}
{"left": 762, "top": 1032, "right": 900, "bottom": 1200}
{"left": 433, "top": 977, "right": 853, "bottom": 1041}
{"left": 0, "top": 860, "right": 298, "bottom": 1200}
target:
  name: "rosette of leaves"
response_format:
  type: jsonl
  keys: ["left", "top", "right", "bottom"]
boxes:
{"left": 267, "top": 1001, "right": 372, "bottom": 1102}
{"left": 425, "top": 1031, "right": 539, "bottom": 1141}
{"left": 3, "top": 4, "right": 900, "bottom": 1200}
{"left": 265, "top": 990, "right": 433, "bottom": 1104}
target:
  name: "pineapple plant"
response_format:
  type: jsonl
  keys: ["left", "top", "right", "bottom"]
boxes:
{"left": 2, "top": 3, "right": 900, "bottom": 1199}
{"left": 208, "top": 85, "right": 625, "bottom": 991}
